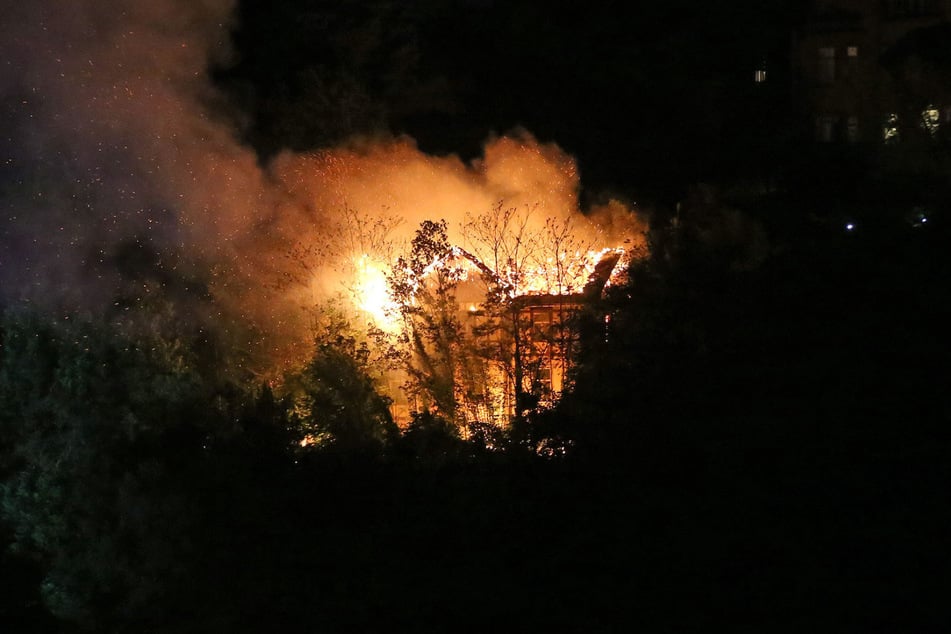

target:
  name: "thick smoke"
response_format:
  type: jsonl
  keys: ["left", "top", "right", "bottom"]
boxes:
{"left": 0, "top": 0, "right": 645, "bottom": 376}
{"left": 0, "top": 1, "right": 258, "bottom": 311}
{"left": 1, "top": 0, "right": 288, "bottom": 370}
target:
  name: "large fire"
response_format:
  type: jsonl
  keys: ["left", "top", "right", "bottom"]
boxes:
{"left": 353, "top": 254, "right": 399, "bottom": 332}
{"left": 350, "top": 238, "right": 633, "bottom": 332}
{"left": 1, "top": 0, "right": 650, "bottom": 435}
{"left": 279, "top": 138, "right": 649, "bottom": 428}
{"left": 261, "top": 134, "right": 648, "bottom": 396}
{"left": 335, "top": 205, "right": 642, "bottom": 429}
{"left": 503, "top": 246, "right": 628, "bottom": 297}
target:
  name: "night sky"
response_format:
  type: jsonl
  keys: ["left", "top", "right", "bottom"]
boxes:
{"left": 1, "top": 2, "right": 948, "bottom": 632}
{"left": 218, "top": 0, "right": 800, "bottom": 198}
{"left": 0, "top": 0, "right": 800, "bottom": 342}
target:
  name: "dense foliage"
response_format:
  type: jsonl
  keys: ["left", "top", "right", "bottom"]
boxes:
{"left": 3, "top": 1, "right": 950, "bottom": 631}
{"left": 1, "top": 198, "right": 947, "bottom": 632}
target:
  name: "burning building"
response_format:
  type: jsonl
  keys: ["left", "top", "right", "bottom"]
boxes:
{"left": 0, "top": 0, "right": 651, "bottom": 450}
{"left": 276, "top": 141, "right": 647, "bottom": 437}
{"left": 371, "top": 215, "right": 633, "bottom": 429}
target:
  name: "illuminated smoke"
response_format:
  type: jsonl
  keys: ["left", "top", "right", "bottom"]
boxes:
{"left": 0, "top": 0, "right": 647, "bottom": 377}
{"left": 0, "top": 1, "right": 259, "bottom": 317}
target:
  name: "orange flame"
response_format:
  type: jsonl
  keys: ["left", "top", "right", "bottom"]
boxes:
{"left": 352, "top": 254, "right": 400, "bottom": 331}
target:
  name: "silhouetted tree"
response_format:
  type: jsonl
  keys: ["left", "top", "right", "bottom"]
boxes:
{"left": 388, "top": 219, "right": 467, "bottom": 422}
{"left": 0, "top": 310, "right": 219, "bottom": 628}
{"left": 288, "top": 313, "right": 398, "bottom": 452}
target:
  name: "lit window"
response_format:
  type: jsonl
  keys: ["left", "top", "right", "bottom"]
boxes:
{"left": 818, "top": 47, "right": 835, "bottom": 83}
{"left": 883, "top": 113, "right": 900, "bottom": 143}
{"left": 754, "top": 69, "right": 767, "bottom": 83}
{"left": 921, "top": 105, "right": 940, "bottom": 135}
{"left": 847, "top": 46, "right": 858, "bottom": 58}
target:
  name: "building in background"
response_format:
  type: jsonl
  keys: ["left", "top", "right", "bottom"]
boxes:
{"left": 794, "top": 0, "right": 951, "bottom": 144}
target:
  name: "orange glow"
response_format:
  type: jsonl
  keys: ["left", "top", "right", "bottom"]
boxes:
{"left": 507, "top": 246, "right": 627, "bottom": 297}
{"left": 186, "top": 130, "right": 647, "bottom": 387}
{"left": 7, "top": 0, "right": 657, "bottom": 433}
{"left": 353, "top": 254, "right": 399, "bottom": 331}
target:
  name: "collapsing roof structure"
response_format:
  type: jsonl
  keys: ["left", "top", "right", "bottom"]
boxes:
{"left": 386, "top": 246, "right": 628, "bottom": 427}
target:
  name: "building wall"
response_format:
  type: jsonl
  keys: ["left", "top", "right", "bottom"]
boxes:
{"left": 795, "top": 0, "right": 951, "bottom": 143}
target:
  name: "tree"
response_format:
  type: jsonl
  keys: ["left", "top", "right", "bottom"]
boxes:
{"left": 461, "top": 203, "right": 544, "bottom": 422}
{"left": 0, "top": 310, "right": 215, "bottom": 628}
{"left": 283, "top": 205, "right": 402, "bottom": 333}
{"left": 462, "top": 203, "right": 600, "bottom": 421}
{"left": 289, "top": 312, "right": 398, "bottom": 452}
{"left": 388, "top": 219, "right": 467, "bottom": 422}
{"left": 382, "top": 204, "right": 607, "bottom": 432}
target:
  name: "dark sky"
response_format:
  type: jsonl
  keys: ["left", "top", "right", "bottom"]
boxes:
{"left": 219, "top": 0, "right": 802, "bottom": 200}
{"left": 0, "top": 0, "right": 801, "bottom": 321}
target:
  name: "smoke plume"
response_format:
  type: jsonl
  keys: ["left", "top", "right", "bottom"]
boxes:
{"left": 0, "top": 0, "right": 646, "bottom": 376}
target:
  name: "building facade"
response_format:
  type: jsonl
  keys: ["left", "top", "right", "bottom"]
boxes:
{"left": 794, "top": 0, "right": 951, "bottom": 144}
